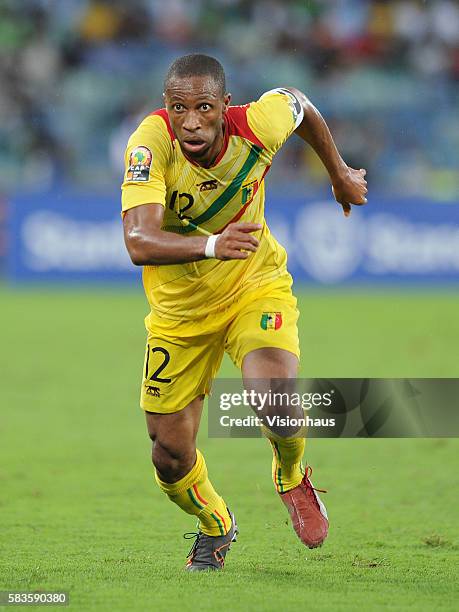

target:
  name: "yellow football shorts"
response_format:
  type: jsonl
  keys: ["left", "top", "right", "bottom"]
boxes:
{"left": 140, "top": 279, "right": 300, "bottom": 413}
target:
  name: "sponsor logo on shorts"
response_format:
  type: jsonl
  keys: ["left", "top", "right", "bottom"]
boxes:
{"left": 197, "top": 179, "right": 218, "bottom": 192}
{"left": 145, "top": 384, "right": 161, "bottom": 398}
{"left": 126, "top": 146, "right": 152, "bottom": 182}
{"left": 260, "top": 312, "right": 283, "bottom": 330}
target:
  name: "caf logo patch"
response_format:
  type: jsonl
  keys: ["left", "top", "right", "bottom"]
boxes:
{"left": 260, "top": 312, "right": 283, "bottom": 331}
{"left": 127, "top": 146, "right": 152, "bottom": 182}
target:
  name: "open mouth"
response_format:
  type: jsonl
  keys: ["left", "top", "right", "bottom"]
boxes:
{"left": 182, "top": 138, "right": 207, "bottom": 154}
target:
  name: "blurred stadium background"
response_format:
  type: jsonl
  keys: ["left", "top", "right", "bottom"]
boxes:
{"left": 2, "top": 0, "right": 459, "bottom": 283}
{"left": 1, "top": 1, "right": 458, "bottom": 609}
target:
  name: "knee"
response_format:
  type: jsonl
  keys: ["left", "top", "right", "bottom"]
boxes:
{"left": 151, "top": 439, "right": 196, "bottom": 483}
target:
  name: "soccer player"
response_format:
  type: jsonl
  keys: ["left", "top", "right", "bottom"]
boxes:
{"left": 121, "top": 54, "right": 367, "bottom": 571}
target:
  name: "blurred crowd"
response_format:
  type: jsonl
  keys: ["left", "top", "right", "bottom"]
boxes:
{"left": 1, "top": 0, "right": 459, "bottom": 199}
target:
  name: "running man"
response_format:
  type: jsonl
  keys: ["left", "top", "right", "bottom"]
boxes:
{"left": 121, "top": 54, "right": 367, "bottom": 571}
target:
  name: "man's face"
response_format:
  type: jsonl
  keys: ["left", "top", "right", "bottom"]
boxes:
{"left": 164, "top": 75, "right": 231, "bottom": 166}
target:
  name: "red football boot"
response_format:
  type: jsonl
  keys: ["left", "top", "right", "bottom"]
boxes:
{"left": 279, "top": 466, "right": 328, "bottom": 548}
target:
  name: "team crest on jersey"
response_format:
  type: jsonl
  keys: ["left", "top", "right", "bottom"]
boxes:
{"left": 260, "top": 312, "right": 283, "bottom": 331}
{"left": 127, "top": 146, "right": 152, "bottom": 182}
{"left": 241, "top": 179, "right": 258, "bottom": 205}
{"left": 197, "top": 179, "right": 218, "bottom": 192}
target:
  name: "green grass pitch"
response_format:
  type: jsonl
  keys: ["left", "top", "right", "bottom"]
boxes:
{"left": 1, "top": 286, "right": 458, "bottom": 611}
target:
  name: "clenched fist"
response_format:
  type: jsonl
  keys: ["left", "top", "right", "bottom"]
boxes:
{"left": 214, "top": 222, "right": 262, "bottom": 260}
{"left": 332, "top": 167, "right": 368, "bottom": 217}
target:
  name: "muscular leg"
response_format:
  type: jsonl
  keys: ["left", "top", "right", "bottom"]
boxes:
{"left": 242, "top": 346, "right": 328, "bottom": 549}
{"left": 242, "top": 347, "right": 303, "bottom": 434}
{"left": 146, "top": 395, "right": 203, "bottom": 482}
{"left": 146, "top": 396, "right": 231, "bottom": 536}
{"left": 242, "top": 348, "right": 306, "bottom": 493}
{"left": 242, "top": 347, "right": 299, "bottom": 380}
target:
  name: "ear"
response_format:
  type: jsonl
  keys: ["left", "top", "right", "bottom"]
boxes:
{"left": 223, "top": 92, "right": 231, "bottom": 113}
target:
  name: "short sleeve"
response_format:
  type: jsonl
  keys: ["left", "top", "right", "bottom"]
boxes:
{"left": 246, "top": 88, "right": 304, "bottom": 157}
{"left": 121, "top": 114, "right": 172, "bottom": 213}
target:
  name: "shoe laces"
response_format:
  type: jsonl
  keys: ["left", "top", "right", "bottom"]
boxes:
{"left": 304, "top": 465, "right": 327, "bottom": 494}
{"left": 183, "top": 531, "right": 201, "bottom": 560}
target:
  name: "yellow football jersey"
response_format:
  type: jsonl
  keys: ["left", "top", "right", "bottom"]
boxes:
{"left": 121, "top": 88, "right": 304, "bottom": 323}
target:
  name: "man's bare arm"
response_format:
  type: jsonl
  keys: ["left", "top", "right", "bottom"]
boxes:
{"left": 123, "top": 203, "right": 261, "bottom": 266}
{"left": 287, "top": 87, "right": 368, "bottom": 217}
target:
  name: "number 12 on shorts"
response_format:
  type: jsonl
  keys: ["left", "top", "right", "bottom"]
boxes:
{"left": 145, "top": 345, "right": 172, "bottom": 384}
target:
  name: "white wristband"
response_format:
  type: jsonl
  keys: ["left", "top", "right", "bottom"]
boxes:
{"left": 205, "top": 234, "right": 218, "bottom": 258}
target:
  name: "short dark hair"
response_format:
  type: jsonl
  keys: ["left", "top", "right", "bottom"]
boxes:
{"left": 164, "top": 54, "right": 226, "bottom": 96}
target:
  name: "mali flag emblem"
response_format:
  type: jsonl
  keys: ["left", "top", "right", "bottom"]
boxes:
{"left": 260, "top": 312, "right": 283, "bottom": 331}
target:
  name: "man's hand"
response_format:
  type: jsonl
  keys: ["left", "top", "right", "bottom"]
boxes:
{"left": 332, "top": 167, "right": 368, "bottom": 217}
{"left": 214, "top": 222, "right": 262, "bottom": 260}
{"left": 288, "top": 88, "right": 368, "bottom": 218}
